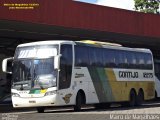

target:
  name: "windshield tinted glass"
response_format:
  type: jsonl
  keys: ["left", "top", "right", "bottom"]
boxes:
{"left": 12, "top": 58, "right": 57, "bottom": 90}
{"left": 33, "top": 58, "right": 57, "bottom": 89}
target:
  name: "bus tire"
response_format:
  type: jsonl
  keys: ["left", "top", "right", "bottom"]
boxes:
{"left": 128, "top": 90, "right": 136, "bottom": 107}
{"left": 74, "top": 92, "right": 83, "bottom": 111}
{"left": 136, "top": 90, "right": 144, "bottom": 106}
{"left": 37, "top": 107, "right": 45, "bottom": 113}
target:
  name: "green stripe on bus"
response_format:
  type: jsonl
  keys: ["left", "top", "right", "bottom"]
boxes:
{"left": 88, "top": 67, "right": 115, "bottom": 103}
{"left": 88, "top": 67, "right": 107, "bottom": 102}
{"left": 97, "top": 68, "right": 114, "bottom": 102}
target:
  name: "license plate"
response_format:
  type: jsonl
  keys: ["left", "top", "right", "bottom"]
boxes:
{"left": 29, "top": 100, "right": 36, "bottom": 103}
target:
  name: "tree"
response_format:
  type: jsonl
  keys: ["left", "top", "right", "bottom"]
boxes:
{"left": 134, "top": 0, "right": 160, "bottom": 14}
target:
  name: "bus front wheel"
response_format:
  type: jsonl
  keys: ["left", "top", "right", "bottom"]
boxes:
{"left": 74, "top": 92, "right": 83, "bottom": 111}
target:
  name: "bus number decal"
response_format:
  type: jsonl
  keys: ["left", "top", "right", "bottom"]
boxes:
{"left": 143, "top": 72, "right": 153, "bottom": 78}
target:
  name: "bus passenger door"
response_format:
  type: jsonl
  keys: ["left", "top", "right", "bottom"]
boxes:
{"left": 58, "top": 44, "right": 73, "bottom": 105}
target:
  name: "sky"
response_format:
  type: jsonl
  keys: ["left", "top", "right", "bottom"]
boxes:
{"left": 77, "top": 0, "right": 97, "bottom": 3}
{"left": 75, "top": 0, "right": 135, "bottom": 11}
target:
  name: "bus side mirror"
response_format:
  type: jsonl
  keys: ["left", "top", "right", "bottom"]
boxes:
{"left": 2, "top": 57, "right": 13, "bottom": 74}
{"left": 54, "top": 55, "right": 61, "bottom": 70}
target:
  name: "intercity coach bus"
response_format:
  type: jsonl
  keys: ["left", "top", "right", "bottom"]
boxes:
{"left": 2, "top": 40, "right": 155, "bottom": 112}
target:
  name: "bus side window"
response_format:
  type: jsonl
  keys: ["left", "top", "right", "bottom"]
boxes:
{"left": 96, "top": 48, "right": 103, "bottom": 67}
{"left": 75, "top": 46, "right": 89, "bottom": 67}
{"left": 109, "top": 50, "right": 116, "bottom": 68}
{"left": 89, "top": 47, "right": 103, "bottom": 67}
{"left": 117, "top": 50, "right": 125, "bottom": 68}
{"left": 59, "top": 44, "right": 72, "bottom": 90}
{"left": 89, "top": 47, "right": 97, "bottom": 66}
{"left": 137, "top": 52, "right": 145, "bottom": 69}
{"left": 102, "top": 49, "right": 108, "bottom": 67}
{"left": 103, "top": 49, "right": 115, "bottom": 68}
{"left": 144, "top": 53, "right": 152, "bottom": 70}
{"left": 126, "top": 52, "right": 136, "bottom": 69}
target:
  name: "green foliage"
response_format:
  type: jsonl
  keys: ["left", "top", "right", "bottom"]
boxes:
{"left": 134, "top": 0, "right": 160, "bottom": 14}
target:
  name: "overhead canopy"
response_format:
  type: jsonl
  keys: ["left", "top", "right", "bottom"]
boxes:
{"left": 0, "top": 0, "right": 160, "bottom": 57}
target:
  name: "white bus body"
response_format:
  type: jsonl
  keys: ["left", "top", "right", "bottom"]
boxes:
{"left": 2, "top": 40, "right": 155, "bottom": 112}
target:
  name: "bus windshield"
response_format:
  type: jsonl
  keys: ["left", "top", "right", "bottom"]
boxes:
{"left": 12, "top": 45, "right": 58, "bottom": 90}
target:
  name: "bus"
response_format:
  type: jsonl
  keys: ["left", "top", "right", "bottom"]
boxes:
{"left": 2, "top": 40, "right": 155, "bottom": 112}
{"left": 154, "top": 59, "right": 160, "bottom": 98}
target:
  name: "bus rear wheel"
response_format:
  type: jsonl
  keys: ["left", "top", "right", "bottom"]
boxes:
{"left": 37, "top": 107, "right": 45, "bottom": 113}
{"left": 136, "top": 90, "right": 144, "bottom": 106}
{"left": 128, "top": 90, "right": 136, "bottom": 107}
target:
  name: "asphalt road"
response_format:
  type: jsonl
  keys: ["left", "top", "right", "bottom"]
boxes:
{"left": 1, "top": 101, "right": 160, "bottom": 120}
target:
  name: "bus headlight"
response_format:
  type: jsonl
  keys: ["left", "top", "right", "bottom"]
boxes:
{"left": 12, "top": 93, "right": 20, "bottom": 97}
{"left": 45, "top": 91, "right": 56, "bottom": 96}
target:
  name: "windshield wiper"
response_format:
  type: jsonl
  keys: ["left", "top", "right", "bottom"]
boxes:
{"left": 20, "top": 84, "right": 24, "bottom": 90}
{"left": 13, "top": 83, "right": 24, "bottom": 90}
{"left": 13, "top": 80, "right": 30, "bottom": 90}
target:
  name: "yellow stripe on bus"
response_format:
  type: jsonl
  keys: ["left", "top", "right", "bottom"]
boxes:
{"left": 105, "top": 68, "right": 155, "bottom": 101}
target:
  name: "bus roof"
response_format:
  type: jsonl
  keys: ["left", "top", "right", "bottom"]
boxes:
{"left": 76, "top": 40, "right": 151, "bottom": 53}
{"left": 17, "top": 40, "right": 151, "bottom": 53}
{"left": 77, "top": 40, "right": 122, "bottom": 47}
{"left": 17, "top": 40, "right": 74, "bottom": 47}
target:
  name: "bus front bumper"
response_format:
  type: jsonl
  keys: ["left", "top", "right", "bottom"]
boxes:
{"left": 12, "top": 95, "right": 58, "bottom": 108}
